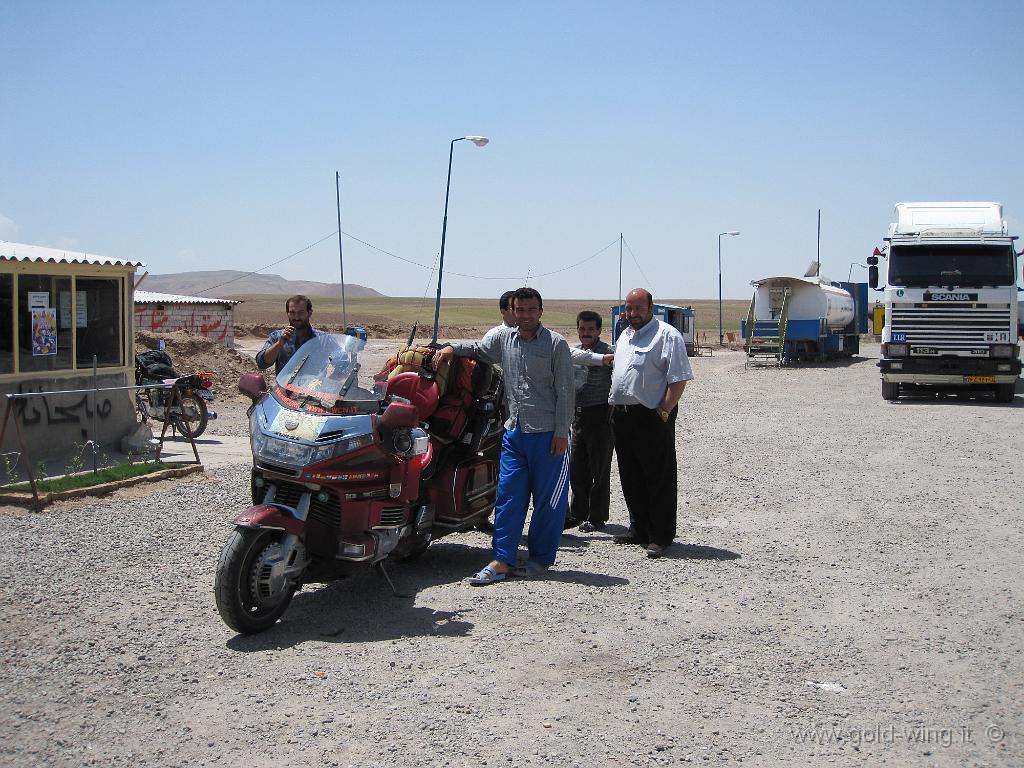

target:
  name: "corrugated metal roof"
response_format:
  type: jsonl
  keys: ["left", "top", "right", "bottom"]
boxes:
{"left": 135, "top": 290, "right": 241, "bottom": 306}
{"left": 0, "top": 240, "right": 144, "bottom": 267}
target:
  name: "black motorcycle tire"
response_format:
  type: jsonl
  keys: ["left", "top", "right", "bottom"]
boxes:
{"left": 214, "top": 528, "right": 297, "bottom": 634}
{"left": 173, "top": 394, "right": 209, "bottom": 438}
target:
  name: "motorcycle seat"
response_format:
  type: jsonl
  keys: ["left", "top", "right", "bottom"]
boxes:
{"left": 385, "top": 371, "right": 440, "bottom": 421}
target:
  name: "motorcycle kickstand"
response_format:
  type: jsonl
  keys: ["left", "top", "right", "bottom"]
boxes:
{"left": 374, "top": 561, "right": 411, "bottom": 598}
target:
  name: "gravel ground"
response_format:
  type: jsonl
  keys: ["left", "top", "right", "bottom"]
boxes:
{"left": 2, "top": 342, "right": 1022, "bottom": 767}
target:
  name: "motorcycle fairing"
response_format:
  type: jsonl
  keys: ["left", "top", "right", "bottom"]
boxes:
{"left": 232, "top": 504, "right": 305, "bottom": 535}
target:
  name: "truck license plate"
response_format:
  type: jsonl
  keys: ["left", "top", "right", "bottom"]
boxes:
{"left": 966, "top": 376, "right": 995, "bottom": 384}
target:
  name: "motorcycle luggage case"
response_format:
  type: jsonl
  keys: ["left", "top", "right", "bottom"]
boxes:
{"left": 429, "top": 458, "right": 498, "bottom": 526}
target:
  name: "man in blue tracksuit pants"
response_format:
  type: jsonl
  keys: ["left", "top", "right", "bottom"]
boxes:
{"left": 435, "top": 286, "right": 575, "bottom": 584}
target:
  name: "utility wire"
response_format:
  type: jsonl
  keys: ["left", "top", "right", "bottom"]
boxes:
{"left": 621, "top": 236, "right": 653, "bottom": 286}
{"left": 196, "top": 231, "right": 338, "bottom": 294}
{"left": 196, "top": 230, "right": 622, "bottom": 295}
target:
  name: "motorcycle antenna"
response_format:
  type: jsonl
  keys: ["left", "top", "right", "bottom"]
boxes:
{"left": 406, "top": 321, "right": 418, "bottom": 347}
{"left": 336, "top": 171, "right": 348, "bottom": 331}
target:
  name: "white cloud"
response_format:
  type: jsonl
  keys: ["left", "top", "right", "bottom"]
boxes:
{"left": 0, "top": 213, "right": 19, "bottom": 240}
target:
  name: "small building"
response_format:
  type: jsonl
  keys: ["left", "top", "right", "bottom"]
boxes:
{"left": 0, "top": 241, "right": 142, "bottom": 462}
{"left": 611, "top": 302, "right": 697, "bottom": 354}
{"left": 134, "top": 291, "right": 241, "bottom": 346}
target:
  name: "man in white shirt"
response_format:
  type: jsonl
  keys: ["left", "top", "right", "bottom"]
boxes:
{"left": 608, "top": 288, "right": 694, "bottom": 558}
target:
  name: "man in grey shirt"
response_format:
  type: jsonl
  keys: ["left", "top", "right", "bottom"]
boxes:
{"left": 434, "top": 286, "right": 574, "bottom": 584}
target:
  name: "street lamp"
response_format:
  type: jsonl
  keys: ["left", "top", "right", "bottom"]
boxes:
{"left": 431, "top": 135, "right": 489, "bottom": 344}
{"left": 848, "top": 262, "right": 867, "bottom": 282}
{"left": 718, "top": 231, "right": 740, "bottom": 346}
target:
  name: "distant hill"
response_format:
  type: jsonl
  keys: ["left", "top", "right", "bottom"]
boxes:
{"left": 140, "top": 270, "right": 384, "bottom": 299}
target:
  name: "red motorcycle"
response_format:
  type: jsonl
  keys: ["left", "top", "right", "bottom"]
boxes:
{"left": 214, "top": 332, "right": 504, "bottom": 634}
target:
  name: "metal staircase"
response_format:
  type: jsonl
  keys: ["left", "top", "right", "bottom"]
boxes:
{"left": 745, "top": 288, "right": 791, "bottom": 367}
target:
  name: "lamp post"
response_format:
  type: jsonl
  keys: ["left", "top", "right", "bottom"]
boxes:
{"left": 718, "top": 231, "right": 740, "bottom": 346}
{"left": 848, "top": 262, "right": 867, "bottom": 282}
{"left": 431, "top": 135, "right": 489, "bottom": 344}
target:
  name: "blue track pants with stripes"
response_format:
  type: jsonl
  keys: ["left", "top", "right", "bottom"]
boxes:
{"left": 492, "top": 425, "right": 570, "bottom": 567}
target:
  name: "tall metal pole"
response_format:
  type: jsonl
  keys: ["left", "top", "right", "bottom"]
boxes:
{"left": 336, "top": 171, "right": 348, "bottom": 331}
{"left": 816, "top": 208, "right": 821, "bottom": 277}
{"left": 718, "top": 234, "right": 724, "bottom": 346}
{"left": 618, "top": 232, "right": 623, "bottom": 322}
{"left": 431, "top": 139, "right": 460, "bottom": 344}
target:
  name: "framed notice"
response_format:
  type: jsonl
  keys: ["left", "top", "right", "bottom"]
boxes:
{"left": 31, "top": 308, "right": 58, "bottom": 356}
{"left": 28, "top": 291, "right": 49, "bottom": 309}
{"left": 59, "top": 291, "right": 72, "bottom": 327}
{"left": 76, "top": 291, "right": 88, "bottom": 328}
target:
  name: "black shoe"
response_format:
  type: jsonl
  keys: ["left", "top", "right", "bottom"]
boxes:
{"left": 475, "top": 517, "right": 495, "bottom": 533}
{"left": 578, "top": 521, "right": 606, "bottom": 533}
{"left": 645, "top": 543, "right": 667, "bottom": 558}
{"left": 613, "top": 532, "right": 645, "bottom": 545}
{"left": 563, "top": 517, "right": 582, "bottom": 531}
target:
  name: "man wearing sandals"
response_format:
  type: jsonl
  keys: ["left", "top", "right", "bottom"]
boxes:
{"left": 609, "top": 288, "right": 693, "bottom": 558}
{"left": 434, "top": 287, "right": 574, "bottom": 585}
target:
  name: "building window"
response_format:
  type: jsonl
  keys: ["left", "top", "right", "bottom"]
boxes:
{"left": 0, "top": 274, "right": 12, "bottom": 374}
{"left": 76, "top": 278, "right": 123, "bottom": 367}
{"left": 18, "top": 274, "right": 73, "bottom": 373}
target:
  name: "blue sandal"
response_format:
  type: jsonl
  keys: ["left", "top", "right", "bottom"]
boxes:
{"left": 469, "top": 565, "right": 508, "bottom": 586}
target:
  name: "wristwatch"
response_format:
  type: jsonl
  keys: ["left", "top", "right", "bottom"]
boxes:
{"left": 657, "top": 408, "right": 670, "bottom": 422}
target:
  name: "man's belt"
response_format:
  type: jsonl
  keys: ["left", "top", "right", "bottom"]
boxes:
{"left": 575, "top": 404, "right": 610, "bottom": 413}
{"left": 612, "top": 403, "right": 651, "bottom": 413}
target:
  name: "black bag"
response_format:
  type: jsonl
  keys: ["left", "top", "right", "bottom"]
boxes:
{"left": 135, "top": 349, "right": 178, "bottom": 384}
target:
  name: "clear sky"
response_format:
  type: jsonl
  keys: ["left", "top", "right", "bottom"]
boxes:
{"left": 3, "top": 1, "right": 1023, "bottom": 301}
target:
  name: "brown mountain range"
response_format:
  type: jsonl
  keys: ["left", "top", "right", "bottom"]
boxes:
{"left": 139, "top": 270, "right": 384, "bottom": 299}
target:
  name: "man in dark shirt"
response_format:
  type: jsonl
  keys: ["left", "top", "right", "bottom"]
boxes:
{"left": 255, "top": 295, "right": 324, "bottom": 376}
{"left": 567, "top": 310, "right": 615, "bottom": 532}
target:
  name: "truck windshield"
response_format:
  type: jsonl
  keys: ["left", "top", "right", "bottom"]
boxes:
{"left": 888, "top": 244, "right": 1015, "bottom": 288}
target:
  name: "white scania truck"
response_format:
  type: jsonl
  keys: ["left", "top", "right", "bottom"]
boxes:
{"left": 869, "top": 202, "right": 1021, "bottom": 402}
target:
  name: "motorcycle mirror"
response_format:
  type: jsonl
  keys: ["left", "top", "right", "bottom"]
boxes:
{"left": 379, "top": 401, "right": 419, "bottom": 429}
{"left": 238, "top": 373, "right": 268, "bottom": 402}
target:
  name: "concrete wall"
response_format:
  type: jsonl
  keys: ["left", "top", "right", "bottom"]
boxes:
{"left": 134, "top": 303, "right": 235, "bottom": 345}
{"left": 1, "top": 371, "right": 136, "bottom": 467}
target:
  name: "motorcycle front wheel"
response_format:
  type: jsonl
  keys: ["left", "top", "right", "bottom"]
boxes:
{"left": 174, "top": 394, "right": 209, "bottom": 438}
{"left": 214, "top": 529, "right": 297, "bottom": 634}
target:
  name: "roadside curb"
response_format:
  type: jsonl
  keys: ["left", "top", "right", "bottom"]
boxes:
{"left": 0, "top": 464, "right": 206, "bottom": 510}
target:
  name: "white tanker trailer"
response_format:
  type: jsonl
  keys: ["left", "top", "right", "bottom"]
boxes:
{"left": 741, "top": 275, "right": 868, "bottom": 363}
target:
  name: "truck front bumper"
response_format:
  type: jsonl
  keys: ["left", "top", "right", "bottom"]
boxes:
{"left": 879, "top": 356, "right": 1020, "bottom": 385}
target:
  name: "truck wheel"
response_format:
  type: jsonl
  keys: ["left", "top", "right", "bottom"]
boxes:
{"left": 995, "top": 383, "right": 1016, "bottom": 403}
{"left": 881, "top": 381, "right": 901, "bottom": 401}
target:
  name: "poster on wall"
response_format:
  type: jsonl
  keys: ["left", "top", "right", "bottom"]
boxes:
{"left": 28, "top": 291, "right": 50, "bottom": 309}
{"left": 31, "top": 308, "right": 58, "bottom": 356}
{"left": 76, "top": 291, "right": 88, "bottom": 328}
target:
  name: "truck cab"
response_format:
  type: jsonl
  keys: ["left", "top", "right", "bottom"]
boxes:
{"left": 871, "top": 202, "right": 1021, "bottom": 402}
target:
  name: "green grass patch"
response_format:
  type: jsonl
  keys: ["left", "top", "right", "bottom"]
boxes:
{"left": 3, "top": 461, "right": 187, "bottom": 494}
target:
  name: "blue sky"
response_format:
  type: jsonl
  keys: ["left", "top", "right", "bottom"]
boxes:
{"left": 3, "top": 1, "right": 1023, "bottom": 300}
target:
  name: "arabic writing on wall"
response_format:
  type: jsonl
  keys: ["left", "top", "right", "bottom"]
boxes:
{"left": 134, "top": 306, "right": 233, "bottom": 343}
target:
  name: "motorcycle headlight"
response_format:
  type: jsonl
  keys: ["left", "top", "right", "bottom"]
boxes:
{"left": 310, "top": 434, "right": 376, "bottom": 465}
{"left": 884, "top": 343, "right": 908, "bottom": 358}
{"left": 991, "top": 345, "right": 1016, "bottom": 359}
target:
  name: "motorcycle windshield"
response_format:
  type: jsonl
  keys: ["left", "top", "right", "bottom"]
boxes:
{"left": 272, "top": 333, "right": 381, "bottom": 414}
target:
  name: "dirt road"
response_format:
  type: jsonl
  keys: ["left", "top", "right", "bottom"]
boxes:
{"left": 2, "top": 343, "right": 1021, "bottom": 766}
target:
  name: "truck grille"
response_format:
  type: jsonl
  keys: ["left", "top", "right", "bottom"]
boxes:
{"left": 891, "top": 303, "right": 1012, "bottom": 352}
{"left": 269, "top": 481, "right": 341, "bottom": 528}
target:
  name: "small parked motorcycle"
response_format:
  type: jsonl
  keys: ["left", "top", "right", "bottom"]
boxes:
{"left": 213, "top": 332, "right": 504, "bottom": 634}
{"left": 134, "top": 348, "right": 217, "bottom": 438}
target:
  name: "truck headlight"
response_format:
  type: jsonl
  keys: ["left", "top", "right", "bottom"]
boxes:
{"left": 991, "top": 345, "right": 1016, "bottom": 358}
{"left": 884, "top": 343, "right": 908, "bottom": 358}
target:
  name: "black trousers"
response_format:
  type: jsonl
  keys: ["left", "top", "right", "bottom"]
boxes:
{"left": 569, "top": 405, "right": 614, "bottom": 524}
{"left": 612, "top": 405, "right": 678, "bottom": 546}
